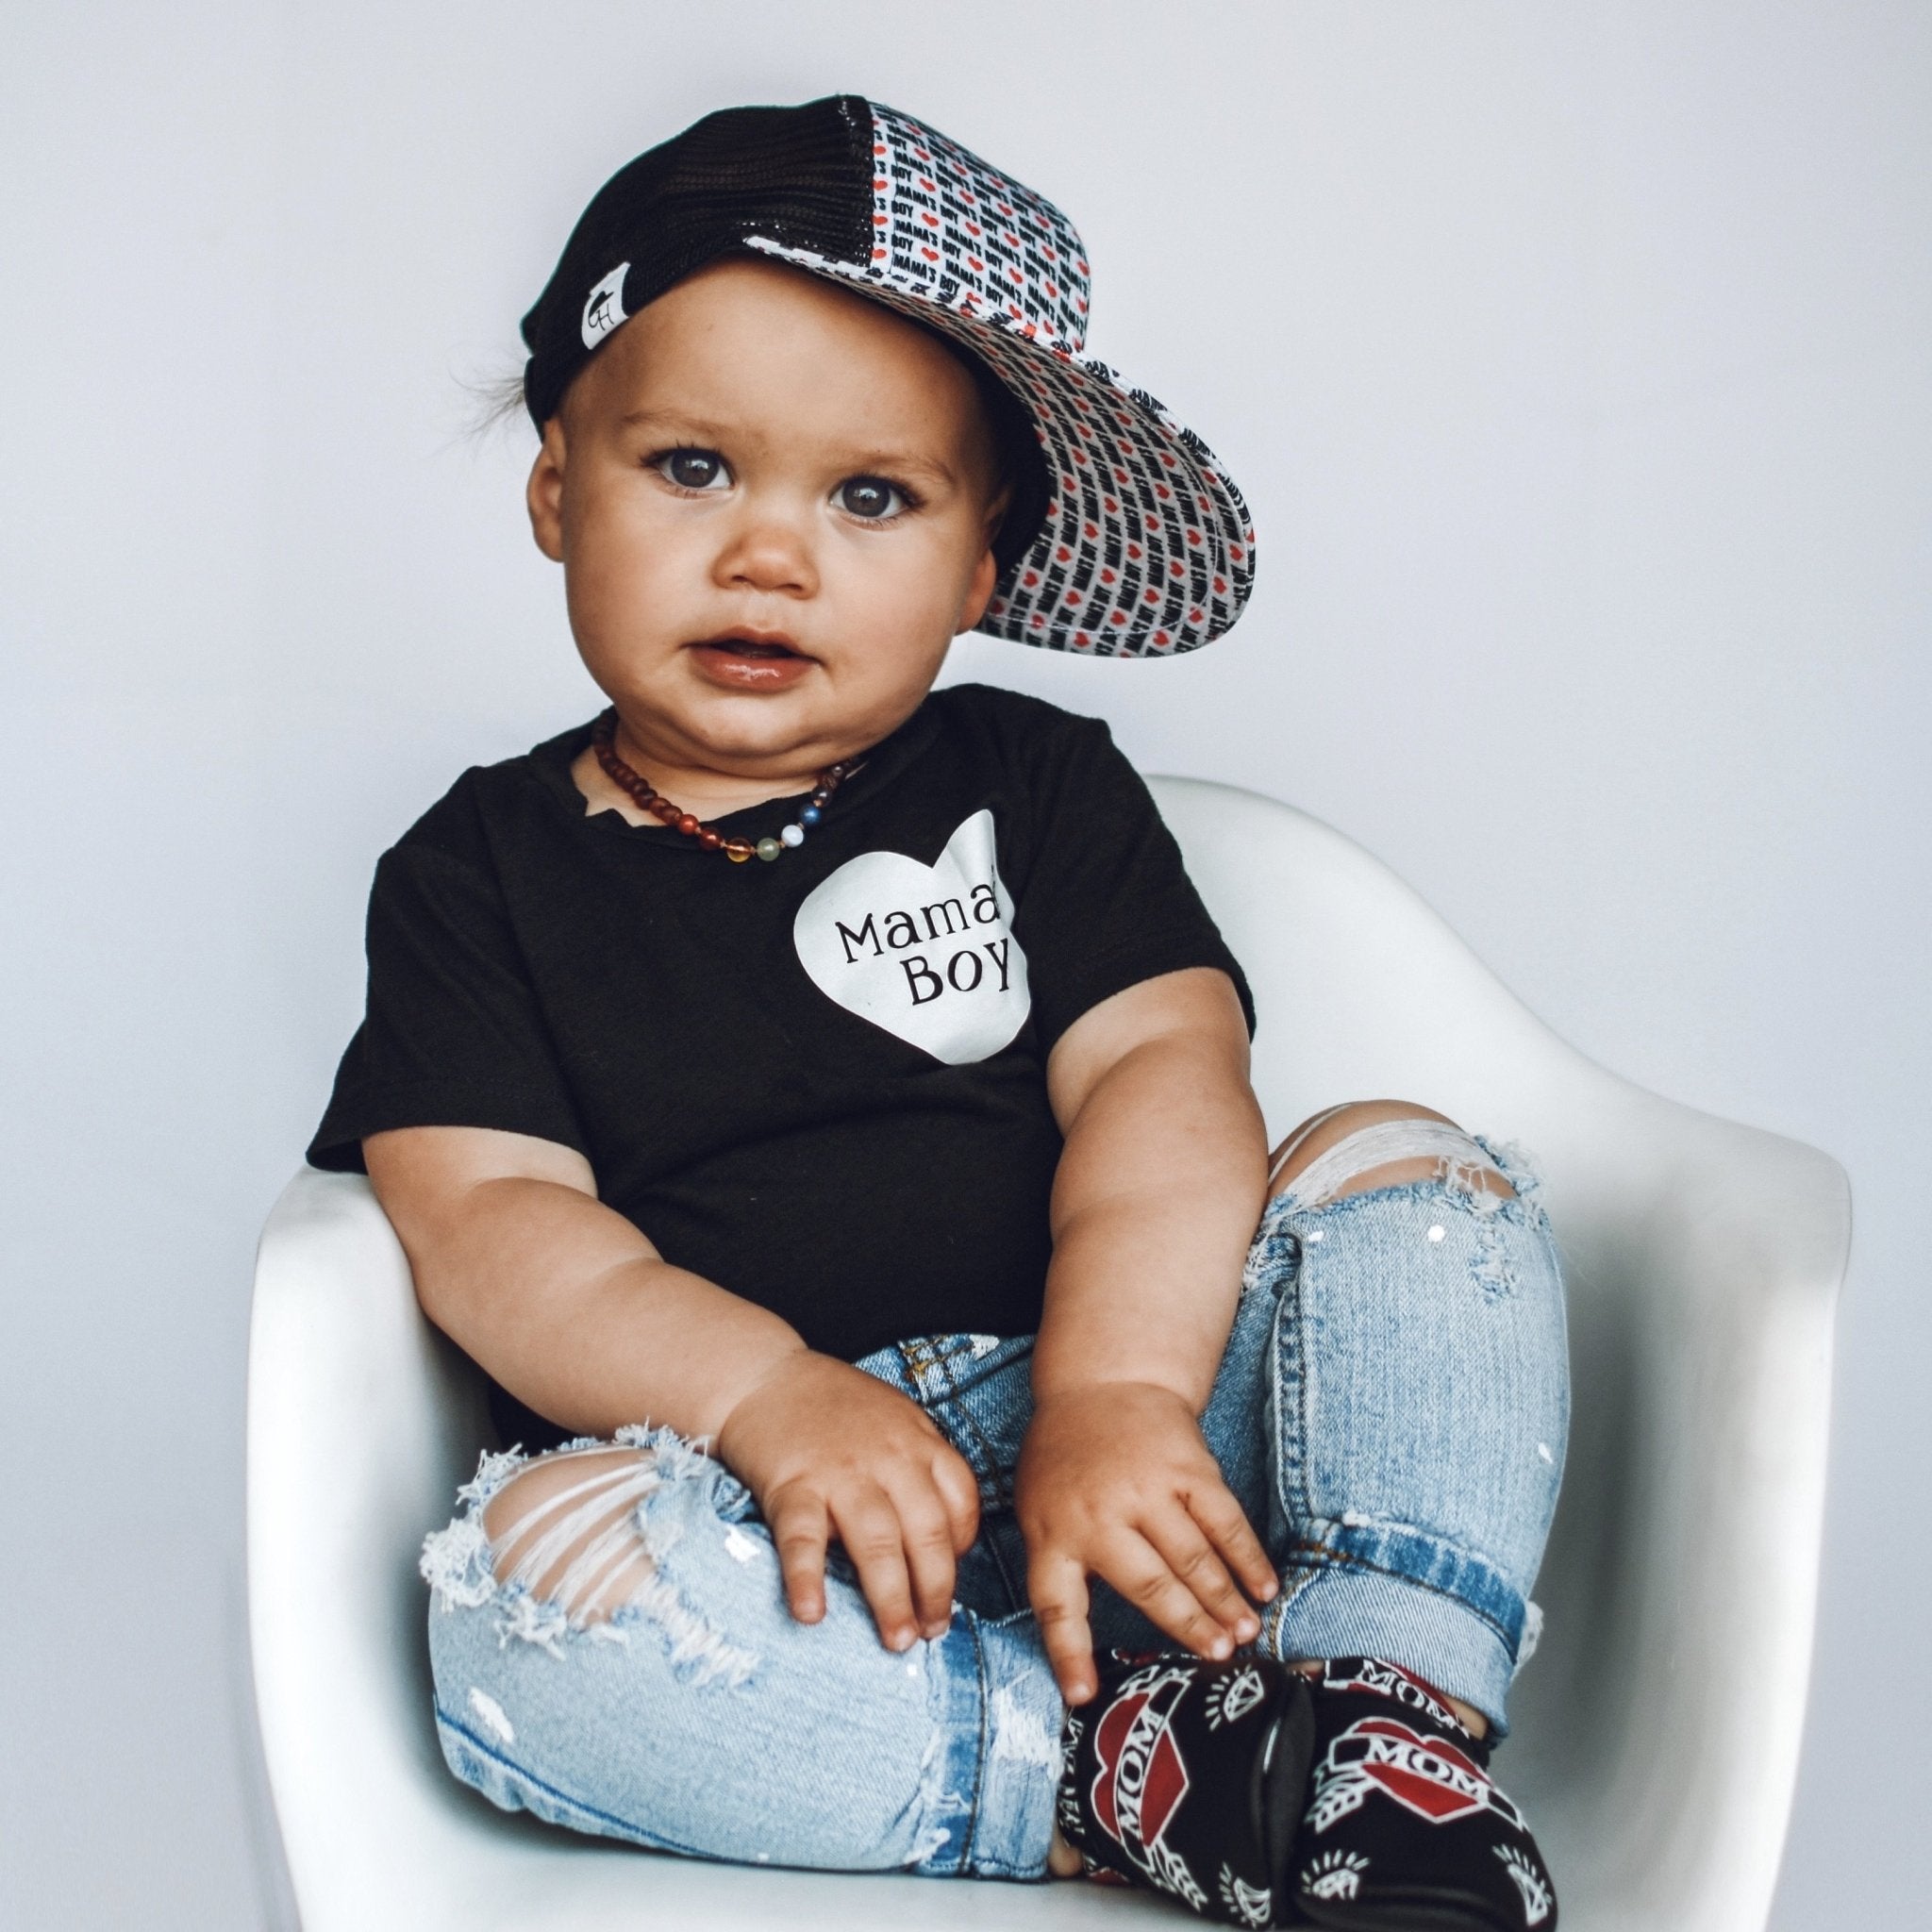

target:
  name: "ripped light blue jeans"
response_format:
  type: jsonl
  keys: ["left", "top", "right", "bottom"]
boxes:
{"left": 420, "top": 1137, "right": 1568, "bottom": 1881}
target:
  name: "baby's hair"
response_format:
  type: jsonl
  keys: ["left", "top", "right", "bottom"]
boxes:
{"left": 464, "top": 367, "right": 537, "bottom": 441}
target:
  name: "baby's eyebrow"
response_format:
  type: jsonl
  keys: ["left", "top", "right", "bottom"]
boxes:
{"left": 618, "top": 408, "right": 734, "bottom": 437}
{"left": 838, "top": 448, "right": 960, "bottom": 487}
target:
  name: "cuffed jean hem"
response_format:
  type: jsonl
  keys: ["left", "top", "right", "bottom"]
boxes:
{"left": 920, "top": 1612, "right": 1063, "bottom": 1879}
{"left": 1261, "top": 1533, "right": 1521, "bottom": 1737}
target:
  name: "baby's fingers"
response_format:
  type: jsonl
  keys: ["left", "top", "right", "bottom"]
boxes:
{"left": 832, "top": 1488, "right": 921, "bottom": 1653}
{"left": 1104, "top": 1528, "right": 1241, "bottom": 1663}
{"left": 1142, "top": 1506, "right": 1258, "bottom": 1646}
{"left": 1029, "top": 1549, "right": 1097, "bottom": 1705}
{"left": 769, "top": 1487, "right": 830, "bottom": 1625}
{"left": 930, "top": 1444, "right": 983, "bottom": 1556}
{"left": 887, "top": 1477, "right": 961, "bottom": 1641}
{"left": 1187, "top": 1479, "right": 1277, "bottom": 1607}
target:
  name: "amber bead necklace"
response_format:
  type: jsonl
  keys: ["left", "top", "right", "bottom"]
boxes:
{"left": 591, "top": 709, "right": 858, "bottom": 864}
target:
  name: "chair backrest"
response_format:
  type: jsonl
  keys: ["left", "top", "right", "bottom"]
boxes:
{"left": 1147, "top": 774, "right": 1595, "bottom": 1138}
{"left": 251, "top": 776, "right": 1845, "bottom": 1932}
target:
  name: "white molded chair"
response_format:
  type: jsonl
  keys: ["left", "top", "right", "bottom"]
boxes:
{"left": 249, "top": 777, "right": 1849, "bottom": 1932}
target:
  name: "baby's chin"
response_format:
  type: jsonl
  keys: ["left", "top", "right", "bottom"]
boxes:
{"left": 654, "top": 682, "right": 874, "bottom": 776}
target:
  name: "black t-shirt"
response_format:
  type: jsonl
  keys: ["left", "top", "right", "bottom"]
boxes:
{"left": 310, "top": 683, "right": 1252, "bottom": 1424}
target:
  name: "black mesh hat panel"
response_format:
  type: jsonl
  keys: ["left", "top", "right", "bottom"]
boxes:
{"left": 520, "top": 95, "right": 874, "bottom": 428}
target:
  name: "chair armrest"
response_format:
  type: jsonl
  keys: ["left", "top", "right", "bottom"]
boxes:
{"left": 1512, "top": 1085, "right": 1849, "bottom": 1932}
{"left": 247, "top": 1168, "right": 493, "bottom": 1925}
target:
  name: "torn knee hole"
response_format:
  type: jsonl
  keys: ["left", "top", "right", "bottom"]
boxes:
{"left": 483, "top": 1446, "right": 660, "bottom": 1625}
{"left": 1269, "top": 1103, "right": 1515, "bottom": 1208}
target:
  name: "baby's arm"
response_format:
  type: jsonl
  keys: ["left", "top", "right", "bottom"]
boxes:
{"left": 365, "top": 1125, "right": 979, "bottom": 1650}
{"left": 1018, "top": 966, "right": 1278, "bottom": 1703}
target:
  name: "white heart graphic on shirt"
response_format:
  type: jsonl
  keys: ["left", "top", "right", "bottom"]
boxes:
{"left": 792, "top": 809, "right": 1031, "bottom": 1064}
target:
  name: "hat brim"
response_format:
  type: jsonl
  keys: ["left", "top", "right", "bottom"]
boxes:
{"left": 744, "top": 237, "right": 1255, "bottom": 658}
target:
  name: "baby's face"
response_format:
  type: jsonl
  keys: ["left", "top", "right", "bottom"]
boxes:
{"left": 528, "top": 256, "right": 1007, "bottom": 775}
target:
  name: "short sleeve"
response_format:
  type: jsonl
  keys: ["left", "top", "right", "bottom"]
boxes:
{"left": 1009, "top": 713, "right": 1255, "bottom": 1053}
{"left": 307, "top": 841, "right": 588, "bottom": 1173}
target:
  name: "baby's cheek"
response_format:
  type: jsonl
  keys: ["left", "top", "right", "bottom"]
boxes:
{"left": 826, "top": 545, "right": 973, "bottom": 671}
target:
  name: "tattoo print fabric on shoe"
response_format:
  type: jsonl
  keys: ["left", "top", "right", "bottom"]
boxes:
{"left": 1057, "top": 1651, "right": 1315, "bottom": 1927}
{"left": 1293, "top": 1658, "right": 1557, "bottom": 1930}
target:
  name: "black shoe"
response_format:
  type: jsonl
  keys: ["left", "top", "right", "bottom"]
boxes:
{"left": 1291, "top": 1658, "right": 1557, "bottom": 1930}
{"left": 1057, "top": 1651, "right": 1316, "bottom": 1927}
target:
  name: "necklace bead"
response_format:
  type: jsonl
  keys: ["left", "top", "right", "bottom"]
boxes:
{"left": 591, "top": 709, "right": 856, "bottom": 866}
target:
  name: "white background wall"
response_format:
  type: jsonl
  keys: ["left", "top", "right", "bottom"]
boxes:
{"left": 4, "top": 3, "right": 1925, "bottom": 1924}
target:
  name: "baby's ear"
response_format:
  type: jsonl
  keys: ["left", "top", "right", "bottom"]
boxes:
{"left": 526, "top": 417, "right": 568, "bottom": 562}
{"left": 951, "top": 482, "right": 1012, "bottom": 634}
{"left": 955, "top": 539, "right": 1003, "bottom": 637}
{"left": 982, "top": 478, "right": 1014, "bottom": 551}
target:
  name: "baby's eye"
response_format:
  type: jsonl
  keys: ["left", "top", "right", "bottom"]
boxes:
{"left": 656, "top": 448, "right": 730, "bottom": 491}
{"left": 836, "top": 475, "right": 909, "bottom": 521}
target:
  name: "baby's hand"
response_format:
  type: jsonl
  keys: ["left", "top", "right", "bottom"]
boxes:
{"left": 1016, "top": 1382, "right": 1277, "bottom": 1704}
{"left": 715, "top": 1352, "right": 980, "bottom": 1651}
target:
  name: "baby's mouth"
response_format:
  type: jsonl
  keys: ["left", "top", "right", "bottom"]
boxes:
{"left": 688, "top": 630, "right": 817, "bottom": 691}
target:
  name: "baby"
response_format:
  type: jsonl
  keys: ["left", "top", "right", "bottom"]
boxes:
{"left": 309, "top": 98, "right": 1569, "bottom": 1930}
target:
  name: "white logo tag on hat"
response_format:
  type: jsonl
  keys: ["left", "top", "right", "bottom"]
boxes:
{"left": 581, "top": 263, "right": 629, "bottom": 347}
{"left": 792, "top": 809, "right": 1030, "bottom": 1064}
